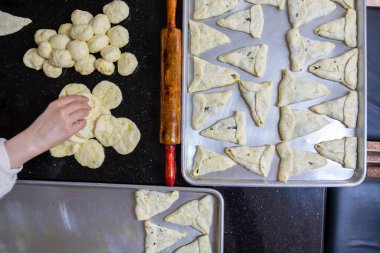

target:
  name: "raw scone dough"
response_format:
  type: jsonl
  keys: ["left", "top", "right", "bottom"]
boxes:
{"left": 74, "top": 54, "right": 96, "bottom": 75}
{"left": 92, "top": 80, "right": 122, "bottom": 109}
{"left": 315, "top": 9, "right": 357, "bottom": 48}
{"left": 77, "top": 105, "right": 111, "bottom": 140}
{"left": 144, "top": 220, "right": 187, "bottom": 253}
{"left": 50, "top": 140, "right": 80, "bottom": 158}
{"left": 59, "top": 83, "right": 91, "bottom": 97}
{"left": 279, "top": 106, "right": 330, "bottom": 141}
{"left": 71, "top": 9, "right": 93, "bottom": 25}
{"left": 189, "top": 57, "right": 240, "bottom": 93}
{"left": 225, "top": 145, "right": 275, "bottom": 177}
{"left": 67, "top": 40, "right": 90, "bottom": 61}
{"left": 112, "top": 117, "right": 141, "bottom": 155}
{"left": 34, "top": 29, "right": 57, "bottom": 44}
{"left": 277, "top": 142, "right": 327, "bottom": 183}
{"left": 90, "top": 14, "right": 111, "bottom": 35}
{"left": 74, "top": 139, "right": 105, "bottom": 169}
{"left": 288, "top": 0, "right": 336, "bottom": 28}
{"left": 174, "top": 235, "right": 212, "bottom": 253}
{"left": 277, "top": 69, "right": 331, "bottom": 107}
{"left": 315, "top": 137, "right": 357, "bottom": 169}
{"left": 94, "top": 114, "right": 121, "bottom": 147}
{"left": 95, "top": 58, "right": 115, "bottom": 75}
{"left": 201, "top": 111, "right": 246, "bottom": 144}
{"left": 189, "top": 20, "right": 230, "bottom": 56}
{"left": 49, "top": 50, "right": 75, "bottom": 68}
{"left": 192, "top": 145, "right": 237, "bottom": 176}
{"left": 308, "top": 48, "right": 358, "bottom": 90}
{"left": 311, "top": 91, "right": 358, "bottom": 128}
{"left": 332, "top": 0, "right": 354, "bottom": 9}
{"left": 49, "top": 34, "right": 71, "bottom": 50}
{"left": 217, "top": 5, "right": 264, "bottom": 38}
{"left": 103, "top": 0, "right": 130, "bottom": 24}
{"left": 87, "top": 34, "right": 109, "bottom": 53}
{"left": 239, "top": 81, "right": 273, "bottom": 127}
{"left": 38, "top": 41, "right": 53, "bottom": 59}
{"left": 218, "top": 44, "right": 268, "bottom": 77}
{"left": 192, "top": 91, "right": 232, "bottom": 130}
{"left": 246, "top": 0, "right": 285, "bottom": 9}
{"left": 58, "top": 23, "right": 72, "bottom": 37}
{"left": 194, "top": 0, "right": 239, "bottom": 20}
{"left": 100, "top": 45, "right": 121, "bottom": 62}
{"left": 23, "top": 48, "right": 45, "bottom": 70}
{"left": 165, "top": 195, "right": 214, "bottom": 235}
{"left": 107, "top": 25, "right": 129, "bottom": 48}
{"left": 117, "top": 52, "right": 138, "bottom": 76}
{"left": 0, "top": 10, "right": 32, "bottom": 36}
{"left": 43, "top": 61, "right": 62, "bottom": 78}
{"left": 70, "top": 24, "right": 94, "bottom": 41}
{"left": 135, "top": 190, "right": 179, "bottom": 220}
{"left": 287, "top": 28, "right": 335, "bottom": 72}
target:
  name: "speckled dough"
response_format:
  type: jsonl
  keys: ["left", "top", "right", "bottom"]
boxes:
{"left": 94, "top": 114, "right": 121, "bottom": 147}
{"left": 174, "top": 235, "right": 212, "bottom": 253}
{"left": 112, "top": 117, "right": 141, "bottom": 155}
{"left": 135, "top": 190, "right": 179, "bottom": 220}
{"left": 74, "top": 139, "right": 105, "bottom": 169}
{"left": 92, "top": 80, "right": 122, "bottom": 109}
{"left": 246, "top": 0, "right": 285, "bottom": 9}
{"left": 194, "top": 0, "right": 239, "bottom": 20}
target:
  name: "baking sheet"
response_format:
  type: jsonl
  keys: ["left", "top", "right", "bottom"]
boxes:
{"left": 0, "top": 181, "right": 224, "bottom": 253}
{"left": 181, "top": 0, "right": 367, "bottom": 187}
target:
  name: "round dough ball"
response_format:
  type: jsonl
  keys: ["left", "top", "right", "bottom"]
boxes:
{"left": 89, "top": 14, "right": 111, "bottom": 35}
{"left": 67, "top": 40, "right": 89, "bottom": 61}
{"left": 94, "top": 114, "right": 121, "bottom": 147}
{"left": 95, "top": 58, "right": 114, "bottom": 75}
{"left": 103, "top": 0, "right": 129, "bottom": 24}
{"left": 74, "top": 54, "right": 96, "bottom": 75}
{"left": 50, "top": 140, "right": 80, "bottom": 158}
{"left": 74, "top": 139, "right": 105, "bottom": 169}
{"left": 23, "top": 48, "right": 45, "bottom": 70}
{"left": 50, "top": 50, "right": 75, "bottom": 68}
{"left": 49, "top": 34, "right": 71, "bottom": 50}
{"left": 71, "top": 9, "right": 93, "bottom": 25}
{"left": 87, "top": 34, "right": 109, "bottom": 53}
{"left": 92, "top": 80, "right": 122, "bottom": 109}
{"left": 112, "top": 118, "right": 141, "bottom": 155}
{"left": 34, "top": 29, "right": 57, "bottom": 45}
{"left": 107, "top": 25, "right": 129, "bottom": 48}
{"left": 43, "top": 61, "right": 62, "bottom": 78}
{"left": 59, "top": 83, "right": 91, "bottom": 98}
{"left": 58, "top": 23, "right": 72, "bottom": 37}
{"left": 38, "top": 41, "right": 53, "bottom": 59}
{"left": 100, "top": 45, "right": 121, "bottom": 62}
{"left": 117, "top": 52, "right": 138, "bottom": 76}
{"left": 70, "top": 24, "right": 94, "bottom": 41}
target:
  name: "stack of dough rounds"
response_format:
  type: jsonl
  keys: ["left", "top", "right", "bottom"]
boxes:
{"left": 50, "top": 81, "right": 141, "bottom": 169}
{"left": 23, "top": 0, "right": 138, "bottom": 78}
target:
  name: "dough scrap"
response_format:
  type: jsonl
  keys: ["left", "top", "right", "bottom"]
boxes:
{"left": 117, "top": 52, "right": 138, "bottom": 76}
{"left": 332, "top": 0, "right": 354, "bottom": 9}
{"left": 107, "top": 25, "right": 129, "bottom": 48}
{"left": 70, "top": 24, "right": 94, "bottom": 41}
{"left": 100, "top": 45, "right": 121, "bottom": 62}
{"left": 246, "top": 0, "right": 286, "bottom": 9}
{"left": 23, "top": 48, "right": 45, "bottom": 70}
{"left": 49, "top": 34, "right": 71, "bottom": 50}
{"left": 58, "top": 23, "right": 72, "bottom": 37}
{"left": 50, "top": 140, "right": 80, "bottom": 158}
{"left": 38, "top": 41, "right": 53, "bottom": 59}
{"left": 67, "top": 40, "right": 90, "bottom": 61}
{"left": 103, "top": 0, "right": 130, "bottom": 24}
{"left": 112, "top": 117, "right": 141, "bottom": 155}
{"left": 74, "top": 139, "right": 105, "bottom": 169}
{"left": 87, "top": 34, "right": 109, "bottom": 53}
{"left": 71, "top": 10, "right": 93, "bottom": 25}
{"left": 49, "top": 50, "right": 75, "bottom": 68}
{"left": 135, "top": 190, "right": 179, "bottom": 220}
{"left": 95, "top": 58, "right": 115, "bottom": 75}
{"left": 92, "top": 80, "right": 122, "bottom": 109}
{"left": 174, "top": 235, "right": 212, "bottom": 253}
{"left": 43, "top": 61, "right": 62, "bottom": 78}
{"left": 0, "top": 10, "right": 32, "bottom": 36}
{"left": 194, "top": 0, "right": 239, "bottom": 20}
{"left": 34, "top": 29, "right": 57, "bottom": 45}
{"left": 74, "top": 54, "right": 96, "bottom": 75}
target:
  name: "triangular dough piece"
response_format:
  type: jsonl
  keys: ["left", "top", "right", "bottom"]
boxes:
{"left": 192, "top": 146, "right": 237, "bottom": 176}
{"left": 165, "top": 195, "right": 214, "bottom": 235}
{"left": 311, "top": 91, "right": 358, "bottom": 128}
{"left": 194, "top": 0, "right": 239, "bottom": 20}
{"left": 246, "top": 0, "right": 286, "bottom": 9}
{"left": 332, "top": 0, "right": 354, "bottom": 9}
{"left": 279, "top": 106, "right": 330, "bottom": 141}
{"left": 174, "top": 235, "right": 212, "bottom": 253}
{"left": 308, "top": 48, "right": 358, "bottom": 90}
{"left": 218, "top": 44, "right": 269, "bottom": 77}
{"left": 217, "top": 5, "right": 264, "bottom": 38}
{"left": 189, "top": 57, "right": 240, "bottom": 93}
{"left": 192, "top": 91, "right": 233, "bottom": 130}
{"left": 135, "top": 190, "right": 179, "bottom": 220}
{"left": 0, "top": 11, "right": 32, "bottom": 36}
{"left": 201, "top": 111, "right": 246, "bottom": 144}
{"left": 225, "top": 145, "right": 275, "bottom": 176}
{"left": 315, "top": 137, "right": 357, "bottom": 169}
{"left": 288, "top": 0, "right": 336, "bottom": 28}
{"left": 277, "top": 142, "right": 327, "bottom": 183}
{"left": 315, "top": 9, "right": 357, "bottom": 48}
{"left": 239, "top": 81, "right": 273, "bottom": 126}
{"left": 277, "top": 69, "right": 331, "bottom": 106}
{"left": 287, "top": 28, "right": 335, "bottom": 72}
{"left": 189, "top": 20, "right": 231, "bottom": 56}
{"left": 144, "top": 220, "right": 187, "bottom": 253}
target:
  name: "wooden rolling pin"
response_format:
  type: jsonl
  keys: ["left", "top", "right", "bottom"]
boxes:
{"left": 160, "top": 0, "right": 182, "bottom": 186}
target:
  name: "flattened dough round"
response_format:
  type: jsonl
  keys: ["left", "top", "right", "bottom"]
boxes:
{"left": 92, "top": 80, "right": 122, "bottom": 109}
{"left": 59, "top": 83, "right": 91, "bottom": 98}
{"left": 94, "top": 114, "right": 121, "bottom": 147}
{"left": 74, "top": 139, "right": 105, "bottom": 169}
{"left": 103, "top": 0, "right": 130, "bottom": 24}
{"left": 112, "top": 117, "right": 141, "bottom": 155}
{"left": 50, "top": 140, "right": 80, "bottom": 158}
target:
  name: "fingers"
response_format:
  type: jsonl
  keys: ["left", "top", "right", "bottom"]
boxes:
{"left": 68, "top": 109, "right": 90, "bottom": 124}
{"left": 71, "top": 119, "right": 87, "bottom": 133}
{"left": 56, "top": 95, "right": 89, "bottom": 107}
{"left": 63, "top": 101, "right": 91, "bottom": 115}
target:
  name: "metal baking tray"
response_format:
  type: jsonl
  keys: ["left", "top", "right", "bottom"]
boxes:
{"left": 181, "top": 0, "right": 367, "bottom": 187}
{"left": 0, "top": 181, "right": 224, "bottom": 253}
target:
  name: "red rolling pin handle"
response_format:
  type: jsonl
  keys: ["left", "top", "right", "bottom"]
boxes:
{"left": 165, "top": 145, "right": 176, "bottom": 186}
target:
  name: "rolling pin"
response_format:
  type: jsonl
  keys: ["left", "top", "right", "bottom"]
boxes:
{"left": 160, "top": 0, "right": 182, "bottom": 186}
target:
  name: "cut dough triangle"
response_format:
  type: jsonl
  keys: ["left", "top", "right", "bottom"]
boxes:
{"left": 277, "top": 69, "right": 331, "bottom": 107}
{"left": 239, "top": 81, "right": 273, "bottom": 126}
{"left": 308, "top": 48, "right": 358, "bottom": 90}
{"left": 217, "top": 5, "right": 264, "bottom": 38}
{"left": 277, "top": 142, "right": 327, "bottom": 183}
{"left": 174, "top": 235, "right": 212, "bottom": 253}
{"left": 0, "top": 11, "right": 32, "bottom": 36}
{"left": 287, "top": 28, "right": 335, "bottom": 72}
{"left": 189, "top": 20, "right": 230, "bottom": 56}
{"left": 194, "top": 0, "right": 239, "bottom": 20}
{"left": 165, "top": 195, "right": 214, "bottom": 235}
{"left": 288, "top": 0, "right": 336, "bottom": 28}
{"left": 192, "top": 91, "right": 233, "bottom": 130}
{"left": 315, "top": 9, "right": 357, "bottom": 48}
{"left": 218, "top": 44, "right": 269, "bottom": 77}
{"left": 192, "top": 146, "right": 237, "bottom": 176}
{"left": 144, "top": 220, "right": 187, "bottom": 253}
{"left": 135, "top": 190, "right": 179, "bottom": 220}
{"left": 315, "top": 137, "right": 357, "bottom": 169}
{"left": 311, "top": 91, "right": 358, "bottom": 128}
{"left": 279, "top": 106, "right": 330, "bottom": 141}
{"left": 201, "top": 111, "right": 246, "bottom": 144}
{"left": 189, "top": 57, "right": 240, "bottom": 93}
{"left": 332, "top": 0, "right": 354, "bottom": 9}
{"left": 225, "top": 145, "right": 275, "bottom": 177}
{"left": 246, "top": 0, "right": 286, "bottom": 9}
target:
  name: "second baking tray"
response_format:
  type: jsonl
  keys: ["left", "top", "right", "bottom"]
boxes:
{"left": 181, "top": 0, "right": 367, "bottom": 187}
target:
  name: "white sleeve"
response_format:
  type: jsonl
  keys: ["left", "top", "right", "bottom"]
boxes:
{"left": 0, "top": 138, "right": 23, "bottom": 199}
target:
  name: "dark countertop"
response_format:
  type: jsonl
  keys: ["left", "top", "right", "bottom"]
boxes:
{"left": 0, "top": 1, "right": 325, "bottom": 253}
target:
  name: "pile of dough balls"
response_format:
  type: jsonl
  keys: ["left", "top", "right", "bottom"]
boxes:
{"left": 23, "top": 0, "right": 138, "bottom": 78}
{"left": 50, "top": 81, "right": 141, "bottom": 169}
